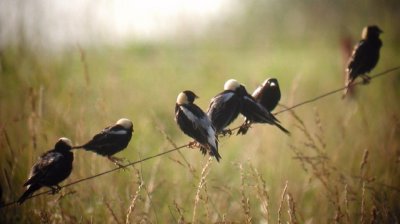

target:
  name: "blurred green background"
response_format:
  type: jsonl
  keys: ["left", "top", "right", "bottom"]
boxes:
{"left": 1, "top": 0, "right": 400, "bottom": 223}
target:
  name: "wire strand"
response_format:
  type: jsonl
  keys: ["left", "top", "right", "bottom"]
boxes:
{"left": 274, "top": 66, "right": 400, "bottom": 115}
{"left": 1, "top": 66, "right": 399, "bottom": 209}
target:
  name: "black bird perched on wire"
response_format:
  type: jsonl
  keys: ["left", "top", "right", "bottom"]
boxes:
{"left": 175, "top": 90, "right": 221, "bottom": 161}
{"left": 17, "top": 137, "right": 74, "bottom": 204}
{"left": 344, "top": 25, "right": 383, "bottom": 97}
{"left": 238, "top": 82, "right": 290, "bottom": 135}
{"left": 238, "top": 78, "right": 282, "bottom": 135}
{"left": 73, "top": 118, "right": 133, "bottom": 167}
{"left": 207, "top": 79, "right": 244, "bottom": 135}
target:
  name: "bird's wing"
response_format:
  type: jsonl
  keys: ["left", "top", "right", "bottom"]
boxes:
{"left": 84, "top": 125, "right": 129, "bottom": 149}
{"left": 23, "top": 151, "right": 63, "bottom": 187}
{"left": 181, "top": 105, "right": 217, "bottom": 148}
{"left": 207, "top": 92, "right": 235, "bottom": 113}
{"left": 207, "top": 91, "right": 240, "bottom": 131}
{"left": 347, "top": 40, "right": 369, "bottom": 78}
{"left": 242, "top": 95, "right": 278, "bottom": 124}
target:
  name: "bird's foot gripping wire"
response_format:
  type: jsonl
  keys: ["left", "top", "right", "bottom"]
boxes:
{"left": 107, "top": 156, "right": 128, "bottom": 169}
{"left": 237, "top": 123, "right": 251, "bottom": 135}
{"left": 220, "top": 129, "right": 233, "bottom": 136}
{"left": 362, "top": 75, "right": 371, "bottom": 84}
{"left": 188, "top": 141, "right": 200, "bottom": 149}
{"left": 49, "top": 185, "right": 62, "bottom": 195}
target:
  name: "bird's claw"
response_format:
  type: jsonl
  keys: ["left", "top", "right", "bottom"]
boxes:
{"left": 237, "top": 123, "right": 251, "bottom": 135}
{"left": 362, "top": 75, "right": 371, "bottom": 84}
{"left": 114, "top": 162, "right": 127, "bottom": 170}
{"left": 221, "top": 129, "right": 232, "bottom": 136}
{"left": 108, "top": 156, "right": 128, "bottom": 169}
{"left": 49, "top": 185, "right": 61, "bottom": 195}
{"left": 188, "top": 141, "right": 200, "bottom": 149}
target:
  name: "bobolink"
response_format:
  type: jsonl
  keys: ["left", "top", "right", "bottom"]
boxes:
{"left": 73, "top": 118, "right": 133, "bottom": 167}
{"left": 344, "top": 25, "right": 383, "bottom": 97}
{"left": 18, "top": 138, "right": 74, "bottom": 204}
{"left": 207, "top": 79, "right": 244, "bottom": 135}
{"left": 175, "top": 90, "right": 221, "bottom": 161}
{"left": 238, "top": 78, "right": 282, "bottom": 135}
{"left": 239, "top": 84, "right": 290, "bottom": 135}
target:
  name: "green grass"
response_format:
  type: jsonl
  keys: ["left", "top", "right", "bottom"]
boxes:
{"left": 1, "top": 2, "right": 400, "bottom": 223}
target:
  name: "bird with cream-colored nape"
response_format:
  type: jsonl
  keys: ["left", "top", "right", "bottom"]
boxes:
{"left": 73, "top": 118, "right": 133, "bottom": 167}
{"left": 175, "top": 90, "right": 221, "bottom": 162}
{"left": 238, "top": 78, "right": 282, "bottom": 135}
{"left": 18, "top": 137, "right": 74, "bottom": 204}
{"left": 237, "top": 81, "right": 290, "bottom": 135}
{"left": 207, "top": 79, "right": 244, "bottom": 135}
{"left": 344, "top": 25, "right": 383, "bottom": 97}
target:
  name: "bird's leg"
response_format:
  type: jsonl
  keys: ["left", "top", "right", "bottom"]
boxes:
{"left": 188, "top": 141, "right": 200, "bottom": 149}
{"left": 220, "top": 129, "right": 232, "bottom": 136}
{"left": 49, "top": 185, "right": 61, "bottom": 195}
{"left": 361, "top": 75, "right": 371, "bottom": 84}
{"left": 107, "top": 156, "right": 127, "bottom": 169}
{"left": 237, "top": 122, "right": 252, "bottom": 135}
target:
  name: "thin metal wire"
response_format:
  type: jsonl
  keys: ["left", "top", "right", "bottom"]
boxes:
{"left": 1, "top": 66, "right": 399, "bottom": 209}
{"left": 274, "top": 66, "right": 400, "bottom": 115}
{"left": 0, "top": 144, "right": 189, "bottom": 208}
{"left": 228, "top": 66, "right": 400, "bottom": 132}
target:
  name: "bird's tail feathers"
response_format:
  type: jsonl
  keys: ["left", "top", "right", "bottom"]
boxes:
{"left": 17, "top": 184, "right": 41, "bottom": 204}
{"left": 201, "top": 144, "right": 221, "bottom": 162}
{"left": 274, "top": 122, "right": 290, "bottom": 135}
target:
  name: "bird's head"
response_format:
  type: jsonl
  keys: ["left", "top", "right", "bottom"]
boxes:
{"left": 116, "top": 118, "right": 134, "bottom": 132}
{"left": 224, "top": 79, "right": 241, "bottom": 91}
{"left": 224, "top": 79, "right": 249, "bottom": 96}
{"left": 55, "top": 137, "right": 73, "bottom": 151}
{"left": 176, "top": 90, "right": 198, "bottom": 105}
{"left": 362, "top": 25, "right": 383, "bottom": 39}
{"left": 263, "top": 78, "right": 279, "bottom": 88}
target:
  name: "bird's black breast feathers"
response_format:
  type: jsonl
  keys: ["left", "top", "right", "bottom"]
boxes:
{"left": 254, "top": 86, "right": 281, "bottom": 112}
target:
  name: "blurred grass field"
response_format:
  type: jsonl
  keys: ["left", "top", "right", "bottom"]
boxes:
{"left": 1, "top": 1, "right": 400, "bottom": 223}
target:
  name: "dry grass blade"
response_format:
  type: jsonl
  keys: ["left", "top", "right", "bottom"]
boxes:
{"left": 238, "top": 163, "right": 252, "bottom": 224}
{"left": 250, "top": 165, "right": 270, "bottom": 223}
{"left": 125, "top": 168, "right": 144, "bottom": 224}
{"left": 286, "top": 192, "right": 298, "bottom": 224}
{"left": 344, "top": 184, "right": 350, "bottom": 224}
{"left": 157, "top": 126, "right": 197, "bottom": 177}
{"left": 360, "top": 149, "right": 369, "bottom": 180}
{"left": 174, "top": 200, "right": 186, "bottom": 224}
{"left": 360, "top": 182, "right": 366, "bottom": 224}
{"left": 192, "top": 157, "right": 213, "bottom": 223}
{"left": 105, "top": 198, "right": 122, "bottom": 224}
{"left": 278, "top": 181, "right": 288, "bottom": 224}
{"left": 77, "top": 44, "right": 90, "bottom": 86}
